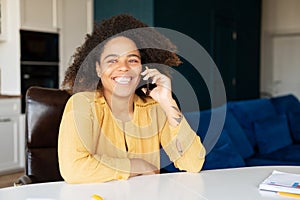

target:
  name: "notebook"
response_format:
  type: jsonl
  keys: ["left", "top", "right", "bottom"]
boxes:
{"left": 259, "top": 170, "right": 300, "bottom": 195}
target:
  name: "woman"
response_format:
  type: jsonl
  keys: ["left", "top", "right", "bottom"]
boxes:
{"left": 58, "top": 14, "right": 205, "bottom": 183}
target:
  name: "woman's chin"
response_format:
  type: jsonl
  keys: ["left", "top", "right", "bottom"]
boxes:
{"left": 111, "top": 81, "right": 139, "bottom": 97}
{"left": 112, "top": 88, "right": 136, "bottom": 98}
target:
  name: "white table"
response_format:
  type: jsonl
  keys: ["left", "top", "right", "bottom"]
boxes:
{"left": 0, "top": 166, "right": 300, "bottom": 200}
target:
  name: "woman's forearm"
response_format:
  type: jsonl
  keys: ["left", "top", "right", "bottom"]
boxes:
{"left": 159, "top": 96, "right": 183, "bottom": 127}
{"left": 129, "top": 158, "right": 159, "bottom": 177}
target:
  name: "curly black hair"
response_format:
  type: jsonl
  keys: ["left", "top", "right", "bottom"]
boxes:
{"left": 62, "top": 14, "right": 182, "bottom": 94}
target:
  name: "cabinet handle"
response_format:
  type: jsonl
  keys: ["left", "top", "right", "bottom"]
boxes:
{"left": 0, "top": 118, "right": 12, "bottom": 122}
{"left": 232, "top": 31, "right": 237, "bottom": 40}
{"left": 23, "top": 74, "right": 30, "bottom": 79}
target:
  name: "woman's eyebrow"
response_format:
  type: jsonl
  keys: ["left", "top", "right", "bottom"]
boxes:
{"left": 103, "top": 53, "right": 141, "bottom": 62}
{"left": 127, "top": 54, "right": 141, "bottom": 59}
{"left": 103, "top": 54, "right": 119, "bottom": 61}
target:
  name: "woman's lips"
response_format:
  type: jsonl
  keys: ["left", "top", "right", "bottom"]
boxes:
{"left": 112, "top": 76, "right": 133, "bottom": 85}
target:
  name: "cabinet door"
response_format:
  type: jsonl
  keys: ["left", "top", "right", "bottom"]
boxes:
{"left": 0, "top": 116, "right": 20, "bottom": 173}
{"left": 60, "top": 0, "right": 93, "bottom": 82}
{"left": 0, "top": 0, "right": 7, "bottom": 41}
{"left": 20, "top": 0, "right": 58, "bottom": 32}
{"left": 213, "top": 15, "right": 237, "bottom": 100}
{"left": 272, "top": 36, "right": 300, "bottom": 98}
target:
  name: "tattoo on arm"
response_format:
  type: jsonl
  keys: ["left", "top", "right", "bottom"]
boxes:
{"left": 171, "top": 106, "right": 183, "bottom": 125}
{"left": 171, "top": 106, "right": 180, "bottom": 113}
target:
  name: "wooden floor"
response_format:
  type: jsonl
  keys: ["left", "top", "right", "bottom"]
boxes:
{"left": 0, "top": 171, "right": 24, "bottom": 188}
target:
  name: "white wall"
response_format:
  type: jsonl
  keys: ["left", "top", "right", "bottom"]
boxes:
{"left": 261, "top": 0, "right": 300, "bottom": 98}
{"left": 0, "top": 0, "right": 21, "bottom": 95}
{"left": 59, "top": 0, "right": 93, "bottom": 85}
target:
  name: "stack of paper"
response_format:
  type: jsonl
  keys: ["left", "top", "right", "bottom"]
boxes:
{"left": 259, "top": 170, "right": 300, "bottom": 195}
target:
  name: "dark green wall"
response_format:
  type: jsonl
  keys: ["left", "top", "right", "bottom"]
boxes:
{"left": 94, "top": 0, "right": 154, "bottom": 26}
{"left": 154, "top": 1, "right": 214, "bottom": 110}
{"left": 93, "top": 0, "right": 261, "bottom": 110}
{"left": 154, "top": 0, "right": 261, "bottom": 108}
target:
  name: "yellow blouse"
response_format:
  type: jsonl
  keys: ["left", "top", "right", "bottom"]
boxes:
{"left": 58, "top": 91, "right": 205, "bottom": 183}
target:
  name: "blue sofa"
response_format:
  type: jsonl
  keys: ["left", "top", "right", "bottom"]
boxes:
{"left": 162, "top": 94, "right": 300, "bottom": 172}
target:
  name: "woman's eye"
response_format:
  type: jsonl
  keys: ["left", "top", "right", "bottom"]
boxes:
{"left": 107, "top": 59, "right": 118, "bottom": 64}
{"left": 128, "top": 59, "right": 140, "bottom": 63}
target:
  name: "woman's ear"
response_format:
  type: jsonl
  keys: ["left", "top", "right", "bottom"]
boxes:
{"left": 96, "top": 61, "right": 102, "bottom": 78}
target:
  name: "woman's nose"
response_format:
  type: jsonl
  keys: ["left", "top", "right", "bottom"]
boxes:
{"left": 117, "top": 59, "right": 130, "bottom": 71}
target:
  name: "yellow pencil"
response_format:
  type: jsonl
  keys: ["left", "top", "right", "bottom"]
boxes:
{"left": 278, "top": 192, "right": 300, "bottom": 198}
{"left": 92, "top": 194, "right": 104, "bottom": 200}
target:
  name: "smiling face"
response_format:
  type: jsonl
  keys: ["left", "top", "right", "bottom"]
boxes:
{"left": 96, "top": 36, "right": 142, "bottom": 99}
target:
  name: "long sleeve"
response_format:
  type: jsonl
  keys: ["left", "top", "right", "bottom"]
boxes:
{"left": 160, "top": 116, "right": 206, "bottom": 173}
{"left": 58, "top": 93, "right": 131, "bottom": 183}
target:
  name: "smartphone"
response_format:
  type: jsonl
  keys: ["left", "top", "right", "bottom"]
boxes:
{"left": 140, "top": 65, "right": 157, "bottom": 96}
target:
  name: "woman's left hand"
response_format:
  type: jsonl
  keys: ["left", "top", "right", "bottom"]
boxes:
{"left": 141, "top": 66, "right": 172, "bottom": 103}
{"left": 141, "top": 66, "right": 183, "bottom": 127}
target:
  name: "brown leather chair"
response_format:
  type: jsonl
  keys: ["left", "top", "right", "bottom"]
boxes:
{"left": 16, "top": 86, "right": 71, "bottom": 185}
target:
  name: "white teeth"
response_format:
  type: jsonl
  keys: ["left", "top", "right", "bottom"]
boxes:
{"left": 114, "top": 77, "right": 132, "bottom": 84}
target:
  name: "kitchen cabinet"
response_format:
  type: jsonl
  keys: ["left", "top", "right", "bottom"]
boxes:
{"left": 261, "top": 0, "right": 300, "bottom": 98}
{"left": 0, "top": 97, "right": 23, "bottom": 174}
{"left": 262, "top": 0, "right": 300, "bottom": 34}
{"left": 0, "top": 0, "right": 7, "bottom": 41}
{"left": 20, "top": 0, "right": 93, "bottom": 84}
{"left": 20, "top": 0, "right": 59, "bottom": 32}
{"left": 59, "top": 0, "right": 93, "bottom": 82}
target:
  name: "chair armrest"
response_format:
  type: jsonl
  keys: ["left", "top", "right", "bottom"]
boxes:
{"left": 14, "top": 175, "right": 33, "bottom": 186}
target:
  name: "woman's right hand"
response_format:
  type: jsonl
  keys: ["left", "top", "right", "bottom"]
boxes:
{"left": 129, "top": 158, "right": 159, "bottom": 177}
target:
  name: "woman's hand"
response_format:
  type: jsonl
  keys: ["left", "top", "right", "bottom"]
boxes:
{"left": 141, "top": 66, "right": 172, "bottom": 103}
{"left": 141, "top": 66, "right": 183, "bottom": 127}
{"left": 129, "top": 158, "right": 159, "bottom": 177}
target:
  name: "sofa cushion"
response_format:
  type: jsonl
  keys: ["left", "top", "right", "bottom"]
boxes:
{"left": 184, "top": 109, "right": 223, "bottom": 153}
{"left": 228, "top": 99, "right": 277, "bottom": 147}
{"left": 184, "top": 111, "right": 207, "bottom": 139}
{"left": 270, "top": 94, "right": 300, "bottom": 143}
{"left": 202, "top": 130, "right": 245, "bottom": 170}
{"left": 271, "top": 94, "right": 300, "bottom": 114}
{"left": 254, "top": 115, "right": 292, "bottom": 154}
{"left": 161, "top": 111, "right": 211, "bottom": 173}
{"left": 160, "top": 129, "right": 246, "bottom": 172}
{"left": 245, "top": 157, "right": 300, "bottom": 166}
{"left": 255, "top": 144, "right": 300, "bottom": 161}
{"left": 245, "top": 144, "right": 300, "bottom": 166}
{"left": 224, "top": 111, "right": 254, "bottom": 158}
{"left": 287, "top": 111, "right": 300, "bottom": 143}
{"left": 184, "top": 108, "right": 254, "bottom": 159}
